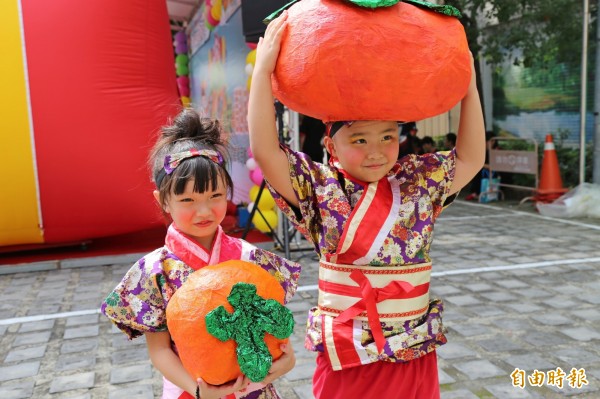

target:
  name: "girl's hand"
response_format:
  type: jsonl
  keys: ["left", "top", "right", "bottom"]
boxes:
{"left": 259, "top": 343, "right": 296, "bottom": 386}
{"left": 254, "top": 11, "right": 288, "bottom": 76}
{"left": 196, "top": 375, "right": 250, "bottom": 399}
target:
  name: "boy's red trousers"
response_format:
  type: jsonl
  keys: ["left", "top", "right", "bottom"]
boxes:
{"left": 313, "top": 351, "right": 440, "bottom": 399}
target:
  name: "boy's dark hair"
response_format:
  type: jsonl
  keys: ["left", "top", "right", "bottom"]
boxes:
{"left": 421, "top": 136, "right": 435, "bottom": 146}
{"left": 400, "top": 121, "right": 417, "bottom": 136}
{"left": 149, "top": 108, "right": 234, "bottom": 207}
{"left": 445, "top": 132, "right": 457, "bottom": 146}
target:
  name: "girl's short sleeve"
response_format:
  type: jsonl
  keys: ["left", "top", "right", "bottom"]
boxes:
{"left": 101, "top": 251, "right": 170, "bottom": 339}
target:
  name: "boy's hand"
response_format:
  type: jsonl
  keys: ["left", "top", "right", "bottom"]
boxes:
{"left": 254, "top": 11, "right": 288, "bottom": 76}
{"left": 259, "top": 343, "right": 296, "bottom": 386}
{"left": 197, "top": 375, "right": 250, "bottom": 399}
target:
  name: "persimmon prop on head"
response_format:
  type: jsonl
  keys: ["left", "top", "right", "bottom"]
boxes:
{"left": 166, "top": 260, "right": 294, "bottom": 385}
{"left": 271, "top": 0, "right": 471, "bottom": 122}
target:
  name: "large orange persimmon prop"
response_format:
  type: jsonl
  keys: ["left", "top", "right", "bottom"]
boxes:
{"left": 166, "top": 260, "right": 294, "bottom": 385}
{"left": 272, "top": 0, "right": 471, "bottom": 122}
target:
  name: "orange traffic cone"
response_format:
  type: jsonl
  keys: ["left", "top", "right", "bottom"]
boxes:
{"left": 535, "top": 134, "right": 568, "bottom": 203}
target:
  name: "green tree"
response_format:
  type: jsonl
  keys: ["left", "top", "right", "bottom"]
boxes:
{"left": 444, "top": 0, "right": 595, "bottom": 68}
{"left": 444, "top": 0, "right": 597, "bottom": 119}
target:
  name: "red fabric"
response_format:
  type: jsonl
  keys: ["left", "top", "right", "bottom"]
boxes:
{"left": 335, "top": 178, "right": 392, "bottom": 264}
{"left": 325, "top": 315, "right": 361, "bottom": 368}
{"left": 313, "top": 351, "right": 440, "bottom": 399}
{"left": 21, "top": 0, "right": 180, "bottom": 243}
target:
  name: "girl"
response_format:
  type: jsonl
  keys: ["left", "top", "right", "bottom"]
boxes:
{"left": 248, "top": 12, "right": 485, "bottom": 399}
{"left": 101, "top": 108, "right": 301, "bottom": 399}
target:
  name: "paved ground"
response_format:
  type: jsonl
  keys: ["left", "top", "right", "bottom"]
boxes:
{"left": 1, "top": 200, "right": 600, "bottom": 398}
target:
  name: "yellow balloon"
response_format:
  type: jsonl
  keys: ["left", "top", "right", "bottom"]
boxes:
{"left": 246, "top": 49, "right": 256, "bottom": 65}
{"left": 252, "top": 210, "right": 278, "bottom": 233}
{"left": 247, "top": 75, "right": 252, "bottom": 91}
{"left": 257, "top": 190, "right": 276, "bottom": 211}
{"left": 249, "top": 185, "right": 260, "bottom": 202}
{"left": 211, "top": 3, "right": 221, "bottom": 21}
{"left": 181, "top": 96, "right": 191, "bottom": 106}
{"left": 248, "top": 185, "right": 276, "bottom": 210}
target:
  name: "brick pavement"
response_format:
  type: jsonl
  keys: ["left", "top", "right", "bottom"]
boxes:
{"left": 1, "top": 200, "right": 599, "bottom": 398}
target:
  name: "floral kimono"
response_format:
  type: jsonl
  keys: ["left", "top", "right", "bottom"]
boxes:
{"left": 267, "top": 145, "right": 456, "bottom": 371}
{"left": 101, "top": 224, "right": 301, "bottom": 399}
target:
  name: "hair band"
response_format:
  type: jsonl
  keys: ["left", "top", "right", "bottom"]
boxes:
{"left": 154, "top": 149, "right": 223, "bottom": 187}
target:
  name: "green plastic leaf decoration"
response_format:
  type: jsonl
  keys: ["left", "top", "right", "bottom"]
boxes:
{"left": 205, "top": 283, "right": 295, "bottom": 382}
{"left": 263, "top": 0, "right": 299, "bottom": 24}
{"left": 346, "top": 0, "right": 462, "bottom": 18}
{"left": 348, "top": 0, "right": 400, "bottom": 8}
{"left": 402, "top": 0, "right": 462, "bottom": 18}
{"left": 263, "top": 0, "right": 461, "bottom": 22}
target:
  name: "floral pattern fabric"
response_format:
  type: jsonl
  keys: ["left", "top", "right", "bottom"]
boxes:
{"left": 266, "top": 145, "right": 456, "bottom": 364}
{"left": 101, "top": 226, "right": 301, "bottom": 399}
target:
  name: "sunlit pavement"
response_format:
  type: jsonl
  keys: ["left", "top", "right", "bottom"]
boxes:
{"left": 1, "top": 200, "right": 599, "bottom": 398}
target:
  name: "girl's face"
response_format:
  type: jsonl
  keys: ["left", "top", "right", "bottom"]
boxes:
{"left": 156, "top": 177, "right": 228, "bottom": 249}
{"left": 324, "top": 121, "right": 399, "bottom": 183}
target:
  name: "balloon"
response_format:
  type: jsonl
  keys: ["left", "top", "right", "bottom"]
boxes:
{"left": 175, "top": 54, "right": 189, "bottom": 66}
{"left": 248, "top": 185, "right": 275, "bottom": 210}
{"left": 177, "top": 75, "right": 190, "bottom": 89}
{"left": 250, "top": 168, "right": 263, "bottom": 186}
{"left": 252, "top": 210, "right": 278, "bottom": 233}
{"left": 181, "top": 96, "right": 191, "bottom": 106}
{"left": 174, "top": 31, "right": 187, "bottom": 45}
{"left": 249, "top": 185, "right": 260, "bottom": 202}
{"left": 245, "top": 63, "right": 254, "bottom": 76}
{"left": 179, "top": 86, "right": 190, "bottom": 98}
{"left": 211, "top": 3, "right": 222, "bottom": 21}
{"left": 256, "top": 191, "right": 275, "bottom": 211}
{"left": 247, "top": 76, "right": 252, "bottom": 91}
{"left": 205, "top": 18, "right": 215, "bottom": 30}
{"left": 247, "top": 202, "right": 255, "bottom": 213}
{"left": 246, "top": 49, "right": 256, "bottom": 65}
{"left": 245, "top": 157, "right": 257, "bottom": 171}
{"left": 175, "top": 42, "right": 188, "bottom": 55}
{"left": 176, "top": 64, "right": 189, "bottom": 76}
{"left": 246, "top": 42, "right": 258, "bottom": 50}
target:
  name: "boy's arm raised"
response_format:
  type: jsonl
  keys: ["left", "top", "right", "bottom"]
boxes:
{"left": 248, "top": 12, "right": 299, "bottom": 208}
{"left": 450, "top": 53, "right": 486, "bottom": 195}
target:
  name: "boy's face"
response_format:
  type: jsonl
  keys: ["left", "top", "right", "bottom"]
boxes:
{"left": 324, "top": 121, "right": 399, "bottom": 183}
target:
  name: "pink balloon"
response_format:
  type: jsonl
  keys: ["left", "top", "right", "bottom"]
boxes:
{"left": 246, "top": 42, "right": 258, "bottom": 50}
{"left": 176, "top": 76, "right": 190, "bottom": 96}
{"left": 176, "top": 75, "right": 189, "bottom": 86}
{"left": 250, "top": 168, "right": 263, "bottom": 186}
{"left": 178, "top": 86, "right": 190, "bottom": 97}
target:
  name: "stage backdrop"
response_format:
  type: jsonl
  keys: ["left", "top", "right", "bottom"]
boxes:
{"left": 188, "top": 2, "right": 255, "bottom": 205}
{"left": 0, "top": 0, "right": 180, "bottom": 247}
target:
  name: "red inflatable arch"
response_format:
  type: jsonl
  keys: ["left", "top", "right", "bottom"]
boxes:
{"left": 17, "top": 0, "right": 179, "bottom": 244}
